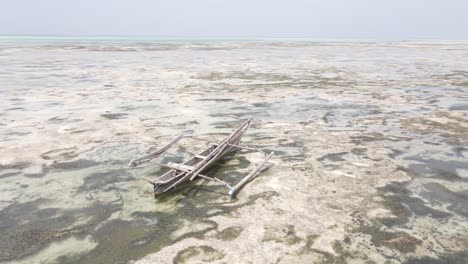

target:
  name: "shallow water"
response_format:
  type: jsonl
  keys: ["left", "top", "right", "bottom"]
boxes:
{"left": 0, "top": 40, "right": 467, "bottom": 263}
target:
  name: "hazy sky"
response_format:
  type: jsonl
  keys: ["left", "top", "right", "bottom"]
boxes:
{"left": 1, "top": 0, "right": 467, "bottom": 39}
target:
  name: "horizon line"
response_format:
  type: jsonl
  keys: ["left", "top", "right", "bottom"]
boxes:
{"left": 1, "top": 34, "right": 468, "bottom": 42}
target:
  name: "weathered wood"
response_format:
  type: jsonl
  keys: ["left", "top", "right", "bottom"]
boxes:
{"left": 228, "top": 152, "right": 274, "bottom": 197}
{"left": 198, "top": 174, "right": 233, "bottom": 189}
{"left": 152, "top": 161, "right": 192, "bottom": 172}
{"left": 190, "top": 136, "right": 266, "bottom": 154}
{"left": 162, "top": 118, "right": 253, "bottom": 192}
{"left": 162, "top": 140, "right": 230, "bottom": 192}
{"left": 130, "top": 117, "right": 274, "bottom": 198}
{"left": 187, "top": 118, "right": 253, "bottom": 181}
{"left": 187, "top": 141, "right": 230, "bottom": 180}
{"left": 128, "top": 132, "right": 189, "bottom": 167}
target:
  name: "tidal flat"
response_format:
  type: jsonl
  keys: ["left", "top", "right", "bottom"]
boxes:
{"left": 0, "top": 40, "right": 467, "bottom": 263}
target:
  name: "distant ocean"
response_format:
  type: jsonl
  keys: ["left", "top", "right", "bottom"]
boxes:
{"left": 1, "top": 35, "right": 461, "bottom": 43}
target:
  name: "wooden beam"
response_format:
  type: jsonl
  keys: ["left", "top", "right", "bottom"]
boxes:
{"left": 129, "top": 132, "right": 190, "bottom": 167}
{"left": 229, "top": 152, "right": 274, "bottom": 197}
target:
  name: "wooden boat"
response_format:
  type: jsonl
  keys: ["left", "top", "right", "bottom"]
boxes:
{"left": 129, "top": 118, "right": 274, "bottom": 198}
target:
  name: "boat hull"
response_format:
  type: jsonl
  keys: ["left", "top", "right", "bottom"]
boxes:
{"left": 151, "top": 119, "right": 251, "bottom": 197}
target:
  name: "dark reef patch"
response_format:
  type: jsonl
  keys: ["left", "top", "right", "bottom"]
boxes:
{"left": 197, "top": 98, "right": 235, "bottom": 102}
{"left": 216, "top": 226, "right": 243, "bottom": 241}
{"left": 78, "top": 169, "right": 134, "bottom": 192}
{"left": 41, "top": 147, "right": 79, "bottom": 160}
{"left": 452, "top": 146, "right": 468, "bottom": 158}
{"left": 449, "top": 103, "right": 468, "bottom": 111}
{"left": 173, "top": 245, "right": 225, "bottom": 264}
{"left": 100, "top": 113, "right": 128, "bottom": 120}
{"left": 404, "top": 251, "right": 468, "bottom": 264}
{"left": 317, "top": 152, "right": 348, "bottom": 162}
{"left": 0, "top": 199, "right": 120, "bottom": 262}
{"left": 262, "top": 225, "right": 301, "bottom": 245}
{"left": 351, "top": 147, "right": 368, "bottom": 156}
{"left": 350, "top": 133, "right": 412, "bottom": 145}
{"left": 356, "top": 226, "right": 422, "bottom": 253}
{"left": 388, "top": 149, "right": 404, "bottom": 159}
{"left": 51, "top": 159, "right": 101, "bottom": 170}
{"left": 402, "top": 157, "right": 467, "bottom": 181}
{"left": 67, "top": 191, "right": 278, "bottom": 264}
{"left": 377, "top": 181, "right": 451, "bottom": 227}
{"left": 0, "top": 170, "right": 21, "bottom": 178}
{"left": 421, "top": 183, "right": 468, "bottom": 218}
{"left": 0, "top": 161, "right": 31, "bottom": 170}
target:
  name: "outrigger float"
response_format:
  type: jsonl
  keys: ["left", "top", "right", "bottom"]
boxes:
{"left": 129, "top": 118, "right": 274, "bottom": 198}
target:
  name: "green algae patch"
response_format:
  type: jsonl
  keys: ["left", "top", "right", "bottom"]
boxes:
{"left": 317, "top": 152, "right": 348, "bottom": 162}
{"left": 216, "top": 226, "right": 243, "bottom": 241}
{"left": 401, "top": 111, "right": 468, "bottom": 145}
{"left": 0, "top": 200, "right": 119, "bottom": 262}
{"left": 404, "top": 251, "right": 468, "bottom": 264}
{"left": 262, "top": 225, "right": 301, "bottom": 245}
{"left": 299, "top": 234, "right": 320, "bottom": 254}
{"left": 100, "top": 113, "right": 128, "bottom": 120}
{"left": 376, "top": 181, "right": 451, "bottom": 227}
{"left": 194, "top": 71, "right": 295, "bottom": 82}
{"left": 173, "top": 245, "right": 225, "bottom": 264}
{"left": 356, "top": 226, "right": 421, "bottom": 253}
{"left": 298, "top": 239, "right": 373, "bottom": 264}
{"left": 67, "top": 191, "right": 277, "bottom": 263}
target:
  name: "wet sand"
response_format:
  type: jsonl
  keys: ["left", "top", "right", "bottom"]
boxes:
{"left": 0, "top": 40, "right": 467, "bottom": 263}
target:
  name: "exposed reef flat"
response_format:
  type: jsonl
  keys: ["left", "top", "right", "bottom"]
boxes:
{"left": 0, "top": 40, "right": 467, "bottom": 263}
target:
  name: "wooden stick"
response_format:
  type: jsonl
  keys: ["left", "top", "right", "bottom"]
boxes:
{"left": 162, "top": 140, "right": 230, "bottom": 192}
{"left": 188, "top": 141, "right": 230, "bottom": 180}
{"left": 189, "top": 136, "right": 267, "bottom": 154}
{"left": 128, "top": 132, "right": 189, "bottom": 167}
{"left": 229, "top": 152, "right": 274, "bottom": 197}
{"left": 187, "top": 118, "right": 252, "bottom": 181}
{"left": 197, "top": 175, "right": 233, "bottom": 189}
{"left": 151, "top": 161, "right": 192, "bottom": 172}
{"left": 148, "top": 162, "right": 189, "bottom": 184}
